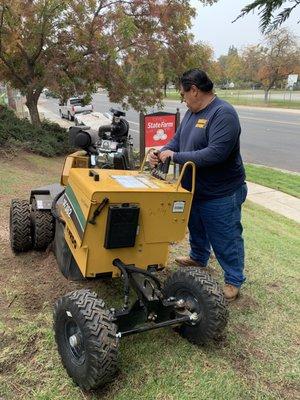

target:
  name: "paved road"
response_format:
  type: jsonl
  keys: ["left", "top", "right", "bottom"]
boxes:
{"left": 41, "top": 93, "right": 300, "bottom": 173}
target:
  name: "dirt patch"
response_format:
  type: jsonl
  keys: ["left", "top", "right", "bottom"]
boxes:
{"left": 14, "top": 251, "right": 81, "bottom": 312}
{"left": 0, "top": 151, "right": 63, "bottom": 173}
{"left": 1, "top": 152, "right": 36, "bottom": 171}
{"left": 272, "top": 382, "right": 300, "bottom": 400}
{"left": 0, "top": 224, "right": 9, "bottom": 243}
{"left": 230, "top": 293, "right": 260, "bottom": 310}
{"left": 0, "top": 332, "right": 39, "bottom": 374}
{"left": 0, "top": 229, "right": 78, "bottom": 318}
{"left": 234, "top": 323, "right": 257, "bottom": 341}
{"left": 266, "top": 281, "right": 284, "bottom": 293}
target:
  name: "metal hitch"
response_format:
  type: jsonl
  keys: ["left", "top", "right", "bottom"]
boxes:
{"left": 111, "top": 259, "right": 198, "bottom": 338}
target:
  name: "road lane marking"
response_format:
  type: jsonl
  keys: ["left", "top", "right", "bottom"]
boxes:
{"left": 127, "top": 120, "right": 139, "bottom": 126}
{"left": 130, "top": 113, "right": 300, "bottom": 127}
{"left": 239, "top": 112, "right": 255, "bottom": 116}
{"left": 240, "top": 116, "right": 300, "bottom": 126}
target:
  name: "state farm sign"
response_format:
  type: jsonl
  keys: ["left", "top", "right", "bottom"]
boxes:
{"left": 144, "top": 114, "right": 176, "bottom": 148}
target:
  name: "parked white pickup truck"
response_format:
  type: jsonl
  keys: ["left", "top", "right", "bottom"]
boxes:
{"left": 74, "top": 111, "right": 112, "bottom": 130}
{"left": 59, "top": 97, "right": 93, "bottom": 121}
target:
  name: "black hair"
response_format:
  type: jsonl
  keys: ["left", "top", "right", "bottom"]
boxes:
{"left": 179, "top": 69, "right": 214, "bottom": 92}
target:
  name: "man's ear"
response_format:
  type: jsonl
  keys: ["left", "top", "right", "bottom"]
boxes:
{"left": 191, "top": 85, "right": 198, "bottom": 95}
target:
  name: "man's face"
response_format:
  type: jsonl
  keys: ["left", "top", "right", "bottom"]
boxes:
{"left": 180, "top": 84, "right": 204, "bottom": 112}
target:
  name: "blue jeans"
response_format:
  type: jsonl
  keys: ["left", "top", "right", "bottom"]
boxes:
{"left": 188, "top": 183, "right": 247, "bottom": 288}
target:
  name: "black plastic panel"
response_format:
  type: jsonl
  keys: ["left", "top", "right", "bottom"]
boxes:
{"left": 104, "top": 204, "right": 140, "bottom": 249}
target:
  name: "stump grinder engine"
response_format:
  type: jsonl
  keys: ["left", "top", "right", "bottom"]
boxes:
{"left": 9, "top": 147, "right": 228, "bottom": 390}
{"left": 71, "top": 108, "right": 134, "bottom": 170}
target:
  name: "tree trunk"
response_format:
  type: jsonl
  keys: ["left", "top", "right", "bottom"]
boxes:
{"left": 164, "top": 81, "right": 167, "bottom": 97}
{"left": 7, "top": 85, "right": 16, "bottom": 110}
{"left": 26, "top": 95, "right": 41, "bottom": 126}
{"left": 264, "top": 90, "right": 269, "bottom": 103}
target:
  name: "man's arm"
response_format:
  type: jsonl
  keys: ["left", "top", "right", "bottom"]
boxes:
{"left": 149, "top": 121, "right": 182, "bottom": 166}
{"left": 173, "top": 112, "right": 240, "bottom": 167}
{"left": 149, "top": 124, "right": 181, "bottom": 166}
{"left": 160, "top": 124, "right": 181, "bottom": 153}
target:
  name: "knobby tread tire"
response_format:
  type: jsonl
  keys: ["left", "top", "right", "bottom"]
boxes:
{"left": 53, "top": 289, "right": 119, "bottom": 390}
{"left": 10, "top": 199, "right": 32, "bottom": 253}
{"left": 164, "top": 267, "right": 228, "bottom": 345}
{"left": 31, "top": 200, "right": 55, "bottom": 250}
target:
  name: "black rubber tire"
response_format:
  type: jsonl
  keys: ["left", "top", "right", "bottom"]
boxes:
{"left": 31, "top": 200, "right": 55, "bottom": 250}
{"left": 53, "top": 289, "right": 119, "bottom": 390}
{"left": 163, "top": 267, "right": 228, "bottom": 345}
{"left": 10, "top": 199, "right": 33, "bottom": 253}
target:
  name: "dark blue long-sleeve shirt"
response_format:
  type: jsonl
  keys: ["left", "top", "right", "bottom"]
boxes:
{"left": 163, "top": 97, "right": 245, "bottom": 200}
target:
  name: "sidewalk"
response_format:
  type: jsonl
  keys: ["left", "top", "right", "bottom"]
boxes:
{"left": 247, "top": 182, "right": 300, "bottom": 223}
{"left": 38, "top": 103, "right": 72, "bottom": 129}
{"left": 38, "top": 103, "right": 300, "bottom": 224}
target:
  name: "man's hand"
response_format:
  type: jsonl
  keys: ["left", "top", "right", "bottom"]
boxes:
{"left": 148, "top": 150, "right": 160, "bottom": 168}
{"left": 159, "top": 150, "right": 174, "bottom": 163}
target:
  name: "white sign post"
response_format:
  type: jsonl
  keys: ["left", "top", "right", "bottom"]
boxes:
{"left": 287, "top": 74, "right": 298, "bottom": 89}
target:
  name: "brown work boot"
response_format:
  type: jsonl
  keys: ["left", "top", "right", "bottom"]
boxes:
{"left": 175, "top": 256, "right": 205, "bottom": 268}
{"left": 223, "top": 284, "right": 240, "bottom": 302}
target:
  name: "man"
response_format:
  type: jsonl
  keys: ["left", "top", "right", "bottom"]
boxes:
{"left": 149, "top": 69, "right": 247, "bottom": 302}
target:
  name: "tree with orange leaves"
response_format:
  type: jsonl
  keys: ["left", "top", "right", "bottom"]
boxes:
{"left": 0, "top": 0, "right": 204, "bottom": 126}
{"left": 242, "top": 28, "right": 300, "bottom": 101}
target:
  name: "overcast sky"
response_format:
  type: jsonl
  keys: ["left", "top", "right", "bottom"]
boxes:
{"left": 190, "top": 0, "right": 300, "bottom": 58}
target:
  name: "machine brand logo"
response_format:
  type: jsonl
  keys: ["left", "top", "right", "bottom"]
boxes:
{"left": 63, "top": 197, "right": 73, "bottom": 218}
{"left": 63, "top": 186, "right": 87, "bottom": 239}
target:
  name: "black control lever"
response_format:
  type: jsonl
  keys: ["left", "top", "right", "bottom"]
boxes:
{"left": 151, "top": 151, "right": 171, "bottom": 180}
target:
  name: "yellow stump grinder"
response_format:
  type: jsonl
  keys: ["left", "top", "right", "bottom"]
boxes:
{"left": 9, "top": 111, "right": 228, "bottom": 390}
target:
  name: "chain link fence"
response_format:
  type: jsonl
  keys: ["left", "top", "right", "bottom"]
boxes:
{"left": 213, "top": 89, "right": 300, "bottom": 105}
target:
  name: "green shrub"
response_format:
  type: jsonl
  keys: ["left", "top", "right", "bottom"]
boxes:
{"left": 0, "top": 105, "right": 71, "bottom": 156}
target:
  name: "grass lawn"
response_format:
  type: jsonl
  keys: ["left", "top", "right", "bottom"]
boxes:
{"left": 0, "top": 153, "right": 299, "bottom": 400}
{"left": 165, "top": 90, "right": 300, "bottom": 109}
{"left": 245, "top": 164, "right": 300, "bottom": 199}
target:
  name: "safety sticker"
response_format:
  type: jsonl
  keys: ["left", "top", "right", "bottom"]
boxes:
{"left": 136, "top": 176, "right": 159, "bottom": 188}
{"left": 111, "top": 175, "right": 148, "bottom": 188}
{"left": 37, "top": 200, "right": 44, "bottom": 209}
{"left": 111, "top": 175, "right": 159, "bottom": 189}
{"left": 172, "top": 201, "right": 185, "bottom": 213}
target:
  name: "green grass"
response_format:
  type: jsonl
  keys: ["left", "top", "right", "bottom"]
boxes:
{"left": 0, "top": 153, "right": 299, "bottom": 400}
{"left": 0, "top": 153, "right": 64, "bottom": 196}
{"left": 245, "top": 164, "right": 300, "bottom": 199}
{"left": 165, "top": 90, "right": 300, "bottom": 109}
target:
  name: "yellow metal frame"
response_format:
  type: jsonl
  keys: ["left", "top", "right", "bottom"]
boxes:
{"left": 61, "top": 151, "right": 196, "bottom": 278}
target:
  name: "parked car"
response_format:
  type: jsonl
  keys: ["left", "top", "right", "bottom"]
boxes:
{"left": 219, "top": 82, "right": 235, "bottom": 90}
{"left": 74, "top": 111, "right": 112, "bottom": 129}
{"left": 58, "top": 97, "right": 93, "bottom": 121}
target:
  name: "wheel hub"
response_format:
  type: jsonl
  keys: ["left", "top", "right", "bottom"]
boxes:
{"left": 174, "top": 291, "right": 203, "bottom": 325}
{"left": 65, "top": 320, "right": 85, "bottom": 363}
{"left": 69, "top": 333, "right": 81, "bottom": 348}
